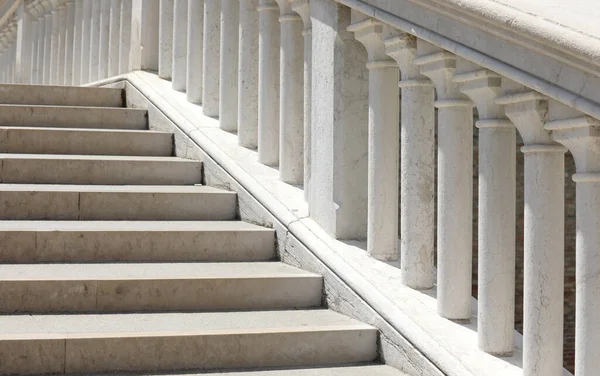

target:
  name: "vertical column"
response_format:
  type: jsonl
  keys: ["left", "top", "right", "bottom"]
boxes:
{"left": 384, "top": 30, "right": 435, "bottom": 289}
{"left": 108, "top": 0, "right": 122, "bottom": 77}
{"left": 30, "top": 8, "right": 40, "bottom": 84}
{"left": 496, "top": 86, "right": 565, "bottom": 376}
{"left": 219, "top": 0, "right": 239, "bottom": 130}
{"left": 89, "top": 0, "right": 101, "bottom": 82}
{"left": 80, "top": 0, "right": 92, "bottom": 83}
{"left": 276, "top": 0, "right": 304, "bottom": 183}
{"left": 98, "top": 0, "right": 111, "bottom": 79}
{"left": 50, "top": 2, "right": 61, "bottom": 84}
{"left": 545, "top": 101, "right": 594, "bottom": 376}
{"left": 172, "top": 0, "right": 187, "bottom": 90}
{"left": 158, "top": 0, "right": 173, "bottom": 79}
{"left": 414, "top": 42, "right": 474, "bottom": 320}
{"left": 56, "top": 2, "right": 68, "bottom": 85}
{"left": 349, "top": 15, "right": 400, "bottom": 261}
{"left": 71, "top": 0, "right": 82, "bottom": 84}
{"left": 35, "top": 4, "right": 47, "bottom": 84}
{"left": 309, "top": 0, "right": 369, "bottom": 239}
{"left": 63, "top": 1, "right": 75, "bottom": 85}
{"left": 186, "top": 0, "right": 203, "bottom": 103}
{"left": 15, "top": 1, "right": 33, "bottom": 84}
{"left": 118, "top": 0, "right": 132, "bottom": 74}
{"left": 202, "top": 0, "right": 220, "bottom": 116}
{"left": 455, "top": 67, "right": 516, "bottom": 355}
{"left": 292, "top": 0, "right": 312, "bottom": 199}
{"left": 42, "top": 6, "right": 52, "bottom": 84}
{"left": 130, "top": 0, "right": 159, "bottom": 71}
{"left": 237, "top": 0, "right": 259, "bottom": 147}
{"left": 257, "top": 0, "right": 280, "bottom": 165}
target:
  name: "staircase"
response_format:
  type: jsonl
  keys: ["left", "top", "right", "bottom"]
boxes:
{"left": 0, "top": 84, "right": 405, "bottom": 376}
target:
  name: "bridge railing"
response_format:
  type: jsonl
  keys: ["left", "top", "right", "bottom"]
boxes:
{"left": 1, "top": 1, "right": 600, "bottom": 375}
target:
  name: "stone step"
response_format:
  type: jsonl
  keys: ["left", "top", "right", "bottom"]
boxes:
{"left": 0, "top": 154, "right": 202, "bottom": 185}
{"left": 95, "top": 365, "right": 409, "bottom": 375}
{"left": 0, "top": 105, "right": 147, "bottom": 129}
{"left": 0, "top": 184, "right": 237, "bottom": 220}
{"left": 0, "top": 221, "right": 275, "bottom": 263}
{"left": 0, "top": 310, "right": 377, "bottom": 375}
{"left": 0, "top": 84, "right": 124, "bottom": 107}
{"left": 0, "top": 262, "right": 322, "bottom": 313}
{"left": 0, "top": 127, "right": 173, "bottom": 156}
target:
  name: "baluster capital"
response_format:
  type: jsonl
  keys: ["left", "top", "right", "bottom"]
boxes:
{"left": 347, "top": 13, "right": 395, "bottom": 68}
{"left": 291, "top": 0, "right": 310, "bottom": 33}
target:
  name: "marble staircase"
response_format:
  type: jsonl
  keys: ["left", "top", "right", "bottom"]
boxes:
{"left": 0, "top": 84, "right": 405, "bottom": 376}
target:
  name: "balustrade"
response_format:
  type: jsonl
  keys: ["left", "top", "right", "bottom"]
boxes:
{"left": 1, "top": 0, "right": 599, "bottom": 375}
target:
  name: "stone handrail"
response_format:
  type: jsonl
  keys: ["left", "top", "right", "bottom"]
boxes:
{"left": 1, "top": 0, "right": 599, "bottom": 375}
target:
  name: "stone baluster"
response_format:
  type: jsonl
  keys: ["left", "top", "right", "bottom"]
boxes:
{"left": 71, "top": 0, "right": 82, "bottom": 84}
{"left": 89, "top": 0, "right": 100, "bottom": 82}
{"left": 237, "top": 0, "right": 259, "bottom": 147}
{"left": 34, "top": 2, "right": 47, "bottom": 84}
{"left": 291, "top": 0, "right": 311, "bottom": 199}
{"left": 171, "top": 0, "right": 187, "bottom": 91}
{"left": 275, "top": 0, "right": 304, "bottom": 183}
{"left": 414, "top": 42, "right": 474, "bottom": 320}
{"left": 15, "top": 1, "right": 33, "bottom": 84}
{"left": 158, "top": 0, "right": 173, "bottom": 79}
{"left": 202, "top": 0, "right": 220, "bottom": 116}
{"left": 308, "top": 0, "right": 369, "bottom": 240}
{"left": 118, "top": 0, "right": 132, "bottom": 74}
{"left": 98, "top": 0, "right": 111, "bottom": 79}
{"left": 80, "top": 0, "right": 92, "bottom": 83}
{"left": 383, "top": 29, "right": 435, "bottom": 289}
{"left": 56, "top": 2, "right": 67, "bottom": 85}
{"left": 496, "top": 83, "right": 565, "bottom": 376}
{"left": 257, "top": 0, "right": 280, "bottom": 166}
{"left": 186, "top": 0, "right": 203, "bottom": 103}
{"left": 29, "top": 4, "right": 40, "bottom": 84}
{"left": 130, "top": 0, "right": 159, "bottom": 71}
{"left": 42, "top": 2, "right": 52, "bottom": 84}
{"left": 349, "top": 14, "right": 400, "bottom": 261}
{"left": 219, "top": 0, "right": 239, "bottom": 130}
{"left": 545, "top": 101, "right": 598, "bottom": 376}
{"left": 454, "top": 66, "right": 516, "bottom": 355}
{"left": 49, "top": 1, "right": 61, "bottom": 84}
{"left": 63, "top": 0, "right": 75, "bottom": 85}
{"left": 108, "top": 0, "right": 121, "bottom": 77}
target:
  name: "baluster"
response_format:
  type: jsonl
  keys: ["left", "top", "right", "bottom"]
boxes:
{"left": 384, "top": 29, "right": 435, "bottom": 289}
{"left": 15, "top": 1, "right": 33, "bottom": 84}
{"left": 349, "top": 14, "right": 400, "bottom": 261}
{"left": 42, "top": 3, "right": 52, "bottom": 84}
{"left": 98, "top": 0, "right": 110, "bottom": 79}
{"left": 414, "top": 42, "right": 474, "bottom": 320}
{"left": 276, "top": 0, "right": 304, "bottom": 184}
{"left": 56, "top": 2, "right": 67, "bottom": 85}
{"left": 172, "top": 0, "right": 187, "bottom": 90}
{"left": 219, "top": 0, "right": 239, "bottom": 130}
{"left": 30, "top": 6, "right": 40, "bottom": 84}
{"left": 185, "top": 0, "right": 203, "bottom": 103}
{"left": 63, "top": 0, "right": 75, "bottom": 85}
{"left": 496, "top": 83, "right": 565, "bottom": 376}
{"left": 455, "top": 66, "right": 516, "bottom": 355}
{"left": 257, "top": 0, "right": 280, "bottom": 165}
{"left": 130, "top": 0, "right": 159, "bottom": 71}
{"left": 89, "top": 0, "right": 100, "bottom": 82}
{"left": 118, "top": 0, "right": 132, "bottom": 74}
{"left": 202, "top": 0, "right": 220, "bottom": 116}
{"left": 291, "top": 0, "right": 311, "bottom": 199}
{"left": 108, "top": 0, "right": 121, "bottom": 77}
{"left": 237, "top": 0, "right": 259, "bottom": 147}
{"left": 80, "top": 0, "right": 91, "bottom": 83}
{"left": 158, "top": 0, "right": 173, "bottom": 79}
{"left": 71, "top": 0, "right": 82, "bottom": 84}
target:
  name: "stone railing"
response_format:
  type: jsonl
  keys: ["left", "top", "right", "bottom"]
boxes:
{"left": 2, "top": 0, "right": 600, "bottom": 375}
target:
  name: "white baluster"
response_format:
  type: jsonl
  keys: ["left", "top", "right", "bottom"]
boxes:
{"left": 108, "top": 0, "right": 121, "bottom": 77}
{"left": 56, "top": 2, "right": 67, "bottom": 85}
{"left": 71, "top": 0, "right": 82, "bottom": 84}
{"left": 15, "top": 1, "right": 33, "bottom": 84}
{"left": 80, "top": 0, "right": 91, "bottom": 83}
{"left": 130, "top": 0, "right": 159, "bottom": 71}
{"left": 118, "top": 0, "right": 132, "bottom": 74}
{"left": 171, "top": 0, "right": 187, "bottom": 91}
{"left": 98, "top": 0, "right": 110, "bottom": 79}
{"left": 219, "top": 0, "right": 239, "bottom": 130}
{"left": 63, "top": 1, "right": 75, "bottom": 85}
{"left": 185, "top": 0, "right": 203, "bottom": 103}
{"left": 158, "top": 0, "right": 173, "bottom": 79}
{"left": 202, "top": 0, "right": 220, "bottom": 116}
{"left": 238, "top": 0, "right": 259, "bottom": 147}
{"left": 89, "top": 0, "right": 100, "bottom": 82}
{"left": 42, "top": 2, "right": 52, "bottom": 84}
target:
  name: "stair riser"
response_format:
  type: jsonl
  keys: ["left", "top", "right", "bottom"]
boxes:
{"left": 0, "top": 277, "right": 323, "bottom": 313}
{"left": 0, "top": 159, "right": 202, "bottom": 185}
{"left": 0, "top": 128, "right": 173, "bottom": 156}
{"left": 0, "top": 329, "right": 377, "bottom": 375}
{"left": 0, "top": 106, "right": 147, "bottom": 129}
{"left": 0, "top": 191, "right": 237, "bottom": 220}
{"left": 0, "top": 85, "right": 124, "bottom": 107}
{"left": 0, "top": 230, "right": 275, "bottom": 263}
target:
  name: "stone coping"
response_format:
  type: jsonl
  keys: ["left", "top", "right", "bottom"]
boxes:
{"left": 87, "top": 71, "right": 574, "bottom": 376}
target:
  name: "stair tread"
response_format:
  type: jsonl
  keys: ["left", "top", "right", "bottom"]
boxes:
{"left": 0, "top": 262, "right": 318, "bottom": 280}
{"left": 0, "top": 220, "right": 272, "bottom": 231}
{"left": 0, "top": 153, "right": 197, "bottom": 162}
{"left": 0, "top": 310, "right": 373, "bottom": 337}
{"left": 0, "top": 184, "right": 233, "bottom": 194}
{"left": 0, "top": 126, "right": 169, "bottom": 134}
{"left": 0, "top": 104, "right": 139, "bottom": 111}
{"left": 94, "top": 365, "right": 409, "bottom": 375}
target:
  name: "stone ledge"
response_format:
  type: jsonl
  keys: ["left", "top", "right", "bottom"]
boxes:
{"left": 91, "top": 71, "right": 573, "bottom": 376}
